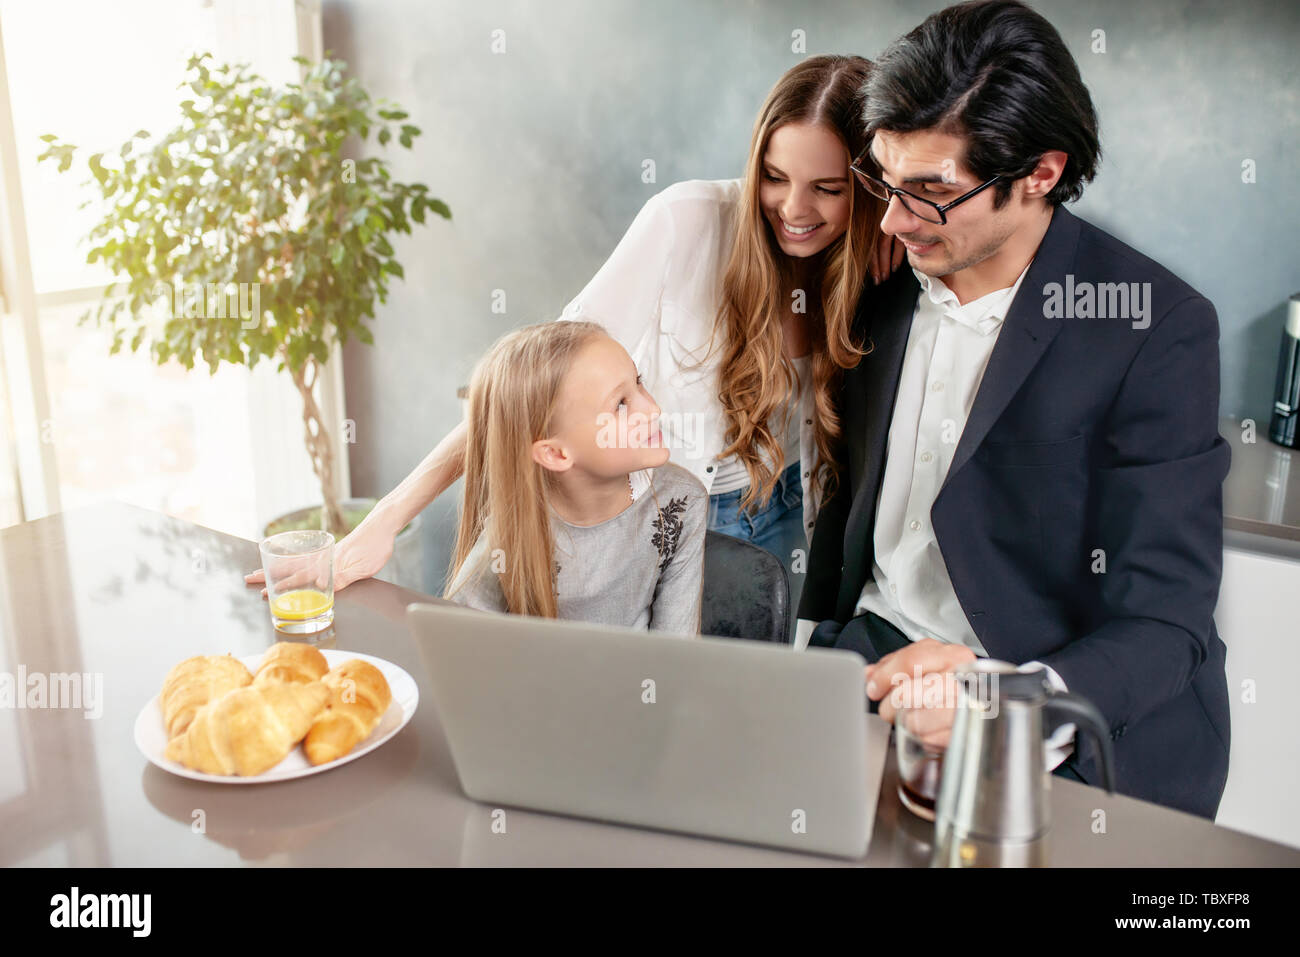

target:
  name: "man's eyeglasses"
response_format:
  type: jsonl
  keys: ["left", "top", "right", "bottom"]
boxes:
{"left": 850, "top": 142, "right": 1002, "bottom": 225}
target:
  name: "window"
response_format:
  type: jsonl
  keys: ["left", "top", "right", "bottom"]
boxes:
{"left": 0, "top": 0, "right": 342, "bottom": 537}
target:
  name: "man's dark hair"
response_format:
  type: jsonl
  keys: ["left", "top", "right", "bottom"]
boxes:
{"left": 862, "top": 0, "right": 1100, "bottom": 207}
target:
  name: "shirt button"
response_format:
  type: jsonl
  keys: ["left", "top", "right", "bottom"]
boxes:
{"left": 931, "top": 381, "right": 945, "bottom": 392}
{"left": 920, "top": 451, "right": 933, "bottom": 463}
{"left": 705, "top": 466, "right": 713, "bottom": 473}
{"left": 805, "top": 418, "right": 812, "bottom": 425}
{"left": 803, "top": 471, "right": 810, "bottom": 478}
{"left": 890, "top": 583, "right": 897, "bottom": 594}
{"left": 909, "top": 519, "right": 921, "bottom": 531}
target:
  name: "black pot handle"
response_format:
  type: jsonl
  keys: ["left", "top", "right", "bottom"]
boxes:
{"left": 1043, "top": 692, "right": 1116, "bottom": 793}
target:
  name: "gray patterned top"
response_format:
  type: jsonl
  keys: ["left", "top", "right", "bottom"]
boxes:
{"left": 447, "top": 463, "right": 707, "bottom": 636}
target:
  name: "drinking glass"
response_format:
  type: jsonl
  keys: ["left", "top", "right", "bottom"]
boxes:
{"left": 259, "top": 530, "right": 334, "bottom": 634}
{"left": 895, "top": 705, "right": 948, "bottom": 822}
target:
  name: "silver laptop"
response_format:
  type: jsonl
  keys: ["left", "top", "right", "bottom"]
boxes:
{"left": 407, "top": 602, "right": 889, "bottom": 859}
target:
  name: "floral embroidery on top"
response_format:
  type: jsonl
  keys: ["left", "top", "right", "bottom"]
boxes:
{"left": 651, "top": 496, "right": 688, "bottom": 573}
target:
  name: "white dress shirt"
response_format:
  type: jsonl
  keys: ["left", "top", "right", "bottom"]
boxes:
{"left": 854, "top": 264, "right": 1031, "bottom": 647}
{"left": 557, "top": 179, "right": 822, "bottom": 538}
{"left": 798, "top": 262, "right": 1075, "bottom": 767}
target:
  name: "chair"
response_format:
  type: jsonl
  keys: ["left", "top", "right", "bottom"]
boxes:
{"left": 700, "top": 530, "right": 791, "bottom": 643}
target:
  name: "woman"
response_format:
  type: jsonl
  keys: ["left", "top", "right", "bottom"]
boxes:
{"left": 247, "top": 54, "right": 898, "bottom": 623}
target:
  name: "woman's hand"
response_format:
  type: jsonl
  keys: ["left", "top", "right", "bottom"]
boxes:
{"left": 244, "top": 421, "right": 469, "bottom": 599}
{"left": 244, "top": 517, "right": 397, "bottom": 599}
{"left": 870, "top": 234, "right": 905, "bottom": 284}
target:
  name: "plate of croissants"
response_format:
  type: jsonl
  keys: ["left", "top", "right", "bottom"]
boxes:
{"left": 135, "top": 642, "right": 419, "bottom": 782}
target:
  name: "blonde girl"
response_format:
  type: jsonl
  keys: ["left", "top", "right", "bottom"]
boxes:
{"left": 444, "top": 320, "right": 706, "bottom": 635}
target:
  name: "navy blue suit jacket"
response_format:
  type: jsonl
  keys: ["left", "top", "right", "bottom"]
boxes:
{"left": 799, "top": 205, "right": 1232, "bottom": 820}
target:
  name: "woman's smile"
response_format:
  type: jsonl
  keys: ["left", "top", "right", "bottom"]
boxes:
{"left": 779, "top": 217, "right": 825, "bottom": 241}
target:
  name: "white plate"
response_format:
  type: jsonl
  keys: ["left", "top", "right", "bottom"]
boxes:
{"left": 135, "top": 649, "right": 419, "bottom": 784}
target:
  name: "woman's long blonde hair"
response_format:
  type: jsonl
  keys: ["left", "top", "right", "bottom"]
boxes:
{"left": 715, "top": 54, "right": 885, "bottom": 514}
{"left": 445, "top": 320, "right": 607, "bottom": 618}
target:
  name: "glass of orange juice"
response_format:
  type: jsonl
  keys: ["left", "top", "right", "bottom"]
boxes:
{"left": 259, "top": 530, "right": 334, "bottom": 634}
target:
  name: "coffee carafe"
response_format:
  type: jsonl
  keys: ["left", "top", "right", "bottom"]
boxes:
{"left": 1270, "top": 292, "right": 1300, "bottom": 449}
{"left": 932, "top": 659, "right": 1115, "bottom": 867}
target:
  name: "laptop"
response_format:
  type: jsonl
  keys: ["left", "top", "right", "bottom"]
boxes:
{"left": 406, "top": 602, "right": 890, "bottom": 859}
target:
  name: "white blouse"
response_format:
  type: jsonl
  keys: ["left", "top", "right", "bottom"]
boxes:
{"left": 557, "top": 179, "right": 822, "bottom": 539}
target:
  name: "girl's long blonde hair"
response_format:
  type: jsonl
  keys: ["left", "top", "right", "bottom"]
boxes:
{"left": 715, "top": 54, "right": 885, "bottom": 514}
{"left": 445, "top": 320, "right": 607, "bottom": 618}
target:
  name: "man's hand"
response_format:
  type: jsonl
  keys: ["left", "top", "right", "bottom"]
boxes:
{"left": 865, "top": 637, "right": 976, "bottom": 749}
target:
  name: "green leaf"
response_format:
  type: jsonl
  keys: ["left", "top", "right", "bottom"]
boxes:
{"left": 329, "top": 244, "right": 344, "bottom": 267}
{"left": 377, "top": 128, "right": 391, "bottom": 146}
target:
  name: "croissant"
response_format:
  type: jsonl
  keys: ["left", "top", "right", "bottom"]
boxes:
{"left": 160, "top": 655, "right": 254, "bottom": 739}
{"left": 252, "top": 641, "right": 328, "bottom": 686}
{"left": 304, "top": 659, "right": 393, "bottom": 766}
{"left": 165, "top": 681, "right": 330, "bottom": 776}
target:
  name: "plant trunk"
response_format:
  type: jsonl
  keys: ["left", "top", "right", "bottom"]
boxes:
{"left": 287, "top": 350, "right": 347, "bottom": 539}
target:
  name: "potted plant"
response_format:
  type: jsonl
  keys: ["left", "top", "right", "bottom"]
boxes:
{"left": 39, "top": 53, "right": 449, "bottom": 589}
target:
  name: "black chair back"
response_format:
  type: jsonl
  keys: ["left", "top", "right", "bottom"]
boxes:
{"left": 700, "top": 530, "right": 790, "bottom": 643}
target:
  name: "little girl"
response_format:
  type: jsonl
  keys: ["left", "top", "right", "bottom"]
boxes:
{"left": 444, "top": 320, "right": 707, "bottom": 635}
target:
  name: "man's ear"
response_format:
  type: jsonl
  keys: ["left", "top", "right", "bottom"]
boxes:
{"left": 1022, "top": 149, "right": 1068, "bottom": 200}
{"left": 531, "top": 437, "right": 574, "bottom": 473}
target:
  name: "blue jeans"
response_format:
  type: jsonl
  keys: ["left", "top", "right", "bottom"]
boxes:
{"left": 707, "top": 461, "right": 806, "bottom": 639}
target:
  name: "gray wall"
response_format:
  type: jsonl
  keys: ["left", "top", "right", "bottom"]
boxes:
{"left": 323, "top": 0, "right": 1300, "bottom": 596}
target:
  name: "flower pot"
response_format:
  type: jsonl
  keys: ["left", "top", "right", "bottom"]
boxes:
{"left": 262, "top": 497, "right": 424, "bottom": 592}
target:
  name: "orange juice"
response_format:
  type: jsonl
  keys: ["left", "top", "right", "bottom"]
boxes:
{"left": 271, "top": 589, "right": 334, "bottom": 621}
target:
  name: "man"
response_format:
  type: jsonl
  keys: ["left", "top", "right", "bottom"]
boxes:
{"left": 798, "top": 0, "right": 1231, "bottom": 820}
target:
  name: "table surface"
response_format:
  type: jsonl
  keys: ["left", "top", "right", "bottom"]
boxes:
{"left": 2, "top": 501, "right": 1297, "bottom": 867}
{"left": 1221, "top": 415, "right": 1300, "bottom": 545}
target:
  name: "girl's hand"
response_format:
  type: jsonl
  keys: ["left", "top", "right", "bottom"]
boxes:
{"left": 870, "top": 234, "right": 905, "bottom": 284}
{"left": 244, "top": 520, "right": 397, "bottom": 599}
